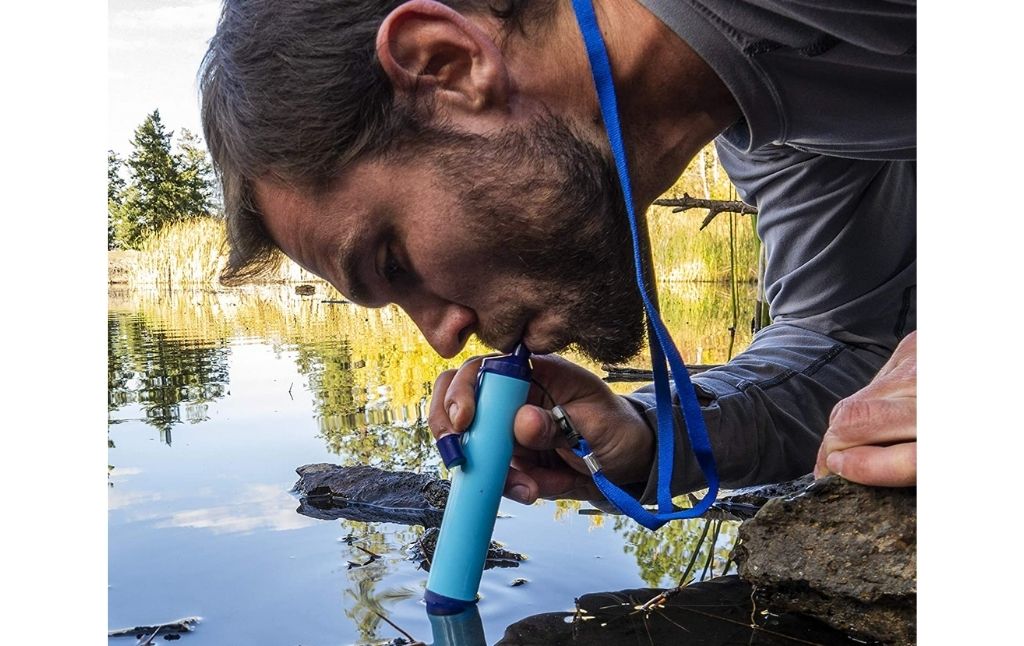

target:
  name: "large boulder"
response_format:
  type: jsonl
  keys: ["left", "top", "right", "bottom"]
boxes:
{"left": 735, "top": 475, "right": 916, "bottom": 645}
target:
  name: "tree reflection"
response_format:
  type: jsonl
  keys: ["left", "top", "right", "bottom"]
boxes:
{"left": 108, "top": 284, "right": 756, "bottom": 477}
{"left": 336, "top": 520, "right": 422, "bottom": 643}
{"left": 614, "top": 514, "right": 740, "bottom": 588}
{"left": 108, "top": 310, "right": 230, "bottom": 435}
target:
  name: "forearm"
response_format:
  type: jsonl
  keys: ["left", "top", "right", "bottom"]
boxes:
{"left": 623, "top": 323, "right": 893, "bottom": 500}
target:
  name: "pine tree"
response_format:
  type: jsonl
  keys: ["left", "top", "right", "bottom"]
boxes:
{"left": 126, "top": 110, "right": 181, "bottom": 240}
{"left": 111, "top": 110, "right": 218, "bottom": 249}
{"left": 108, "top": 150, "right": 125, "bottom": 249}
{"left": 176, "top": 128, "right": 216, "bottom": 217}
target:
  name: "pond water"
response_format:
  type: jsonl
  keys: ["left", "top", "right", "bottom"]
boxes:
{"left": 108, "top": 282, "right": 759, "bottom": 645}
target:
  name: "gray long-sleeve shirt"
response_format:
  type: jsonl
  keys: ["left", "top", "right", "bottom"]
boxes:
{"left": 625, "top": 0, "right": 916, "bottom": 497}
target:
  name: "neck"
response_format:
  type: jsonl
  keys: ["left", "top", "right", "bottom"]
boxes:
{"left": 504, "top": 0, "right": 740, "bottom": 207}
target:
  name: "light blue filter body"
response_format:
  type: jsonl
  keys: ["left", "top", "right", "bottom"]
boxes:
{"left": 425, "top": 354, "right": 531, "bottom": 612}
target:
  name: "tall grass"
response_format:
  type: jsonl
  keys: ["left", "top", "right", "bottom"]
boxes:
{"left": 648, "top": 145, "right": 759, "bottom": 283}
{"left": 118, "top": 217, "right": 322, "bottom": 286}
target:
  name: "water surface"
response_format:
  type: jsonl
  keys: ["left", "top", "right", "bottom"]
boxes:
{"left": 108, "top": 283, "right": 755, "bottom": 645}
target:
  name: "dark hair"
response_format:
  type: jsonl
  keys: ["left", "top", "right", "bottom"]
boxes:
{"left": 199, "top": 0, "right": 553, "bottom": 285}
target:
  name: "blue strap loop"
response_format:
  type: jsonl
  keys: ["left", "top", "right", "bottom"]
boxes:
{"left": 570, "top": 0, "right": 719, "bottom": 529}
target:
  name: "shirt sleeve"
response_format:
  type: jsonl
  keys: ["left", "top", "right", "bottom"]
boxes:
{"left": 623, "top": 145, "right": 916, "bottom": 498}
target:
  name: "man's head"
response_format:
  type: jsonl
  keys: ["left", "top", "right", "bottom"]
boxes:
{"left": 200, "top": 0, "right": 646, "bottom": 363}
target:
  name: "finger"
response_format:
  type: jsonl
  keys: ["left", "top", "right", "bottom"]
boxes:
{"left": 427, "top": 369, "right": 459, "bottom": 440}
{"left": 527, "top": 354, "right": 600, "bottom": 405}
{"left": 813, "top": 441, "right": 831, "bottom": 479}
{"left": 513, "top": 404, "right": 569, "bottom": 451}
{"left": 825, "top": 397, "right": 916, "bottom": 448}
{"left": 443, "top": 356, "right": 487, "bottom": 432}
{"left": 825, "top": 442, "right": 916, "bottom": 487}
{"left": 508, "top": 458, "right": 600, "bottom": 502}
{"left": 504, "top": 467, "right": 539, "bottom": 505}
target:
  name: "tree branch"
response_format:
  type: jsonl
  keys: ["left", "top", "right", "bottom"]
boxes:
{"left": 653, "top": 194, "right": 757, "bottom": 230}
{"left": 602, "top": 364, "right": 722, "bottom": 382}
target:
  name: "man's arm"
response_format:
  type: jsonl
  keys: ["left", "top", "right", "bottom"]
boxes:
{"left": 624, "top": 323, "right": 894, "bottom": 496}
{"left": 626, "top": 145, "right": 916, "bottom": 497}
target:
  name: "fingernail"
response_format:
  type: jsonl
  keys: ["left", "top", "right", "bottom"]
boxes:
{"left": 826, "top": 451, "right": 844, "bottom": 476}
{"left": 509, "top": 485, "right": 531, "bottom": 504}
{"left": 448, "top": 403, "right": 459, "bottom": 425}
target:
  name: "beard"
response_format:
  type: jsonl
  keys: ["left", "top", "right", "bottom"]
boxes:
{"left": 426, "top": 114, "right": 647, "bottom": 365}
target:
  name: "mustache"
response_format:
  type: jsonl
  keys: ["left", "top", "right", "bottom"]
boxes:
{"left": 472, "top": 302, "right": 531, "bottom": 352}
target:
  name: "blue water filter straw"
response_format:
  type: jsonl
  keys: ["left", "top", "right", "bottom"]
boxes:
{"left": 425, "top": 344, "right": 532, "bottom": 615}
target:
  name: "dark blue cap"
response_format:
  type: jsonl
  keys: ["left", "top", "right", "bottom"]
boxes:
{"left": 425, "top": 589, "right": 478, "bottom": 616}
{"left": 435, "top": 433, "right": 465, "bottom": 469}
{"left": 479, "top": 342, "right": 532, "bottom": 382}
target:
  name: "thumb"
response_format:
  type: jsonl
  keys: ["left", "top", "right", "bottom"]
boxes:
{"left": 514, "top": 404, "right": 567, "bottom": 451}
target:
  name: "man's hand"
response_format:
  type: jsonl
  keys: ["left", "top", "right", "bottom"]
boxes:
{"left": 814, "top": 331, "right": 917, "bottom": 487}
{"left": 429, "top": 354, "right": 654, "bottom": 504}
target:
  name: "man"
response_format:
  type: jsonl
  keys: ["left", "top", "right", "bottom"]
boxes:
{"left": 199, "top": 0, "right": 916, "bottom": 511}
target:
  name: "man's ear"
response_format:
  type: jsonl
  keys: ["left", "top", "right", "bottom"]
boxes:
{"left": 376, "top": 0, "right": 510, "bottom": 117}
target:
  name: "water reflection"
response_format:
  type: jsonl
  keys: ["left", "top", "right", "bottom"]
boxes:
{"left": 617, "top": 515, "right": 740, "bottom": 587}
{"left": 429, "top": 606, "right": 487, "bottom": 646}
{"left": 108, "top": 309, "right": 230, "bottom": 435}
{"left": 337, "top": 521, "right": 423, "bottom": 643}
{"left": 108, "top": 283, "right": 757, "bottom": 645}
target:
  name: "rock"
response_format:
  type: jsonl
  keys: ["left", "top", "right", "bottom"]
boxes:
{"left": 409, "top": 527, "right": 526, "bottom": 571}
{"left": 735, "top": 475, "right": 916, "bottom": 645}
{"left": 292, "top": 463, "right": 449, "bottom": 527}
{"left": 497, "top": 576, "right": 861, "bottom": 645}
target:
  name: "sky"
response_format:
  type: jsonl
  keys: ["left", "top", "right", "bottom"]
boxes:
{"left": 108, "top": 0, "right": 222, "bottom": 155}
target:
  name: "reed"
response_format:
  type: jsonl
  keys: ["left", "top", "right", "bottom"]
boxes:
{"left": 648, "top": 145, "right": 759, "bottom": 283}
{"left": 117, "top": 217, "right": 322, "bottom": 286}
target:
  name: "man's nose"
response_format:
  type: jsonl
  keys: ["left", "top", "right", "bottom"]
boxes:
{"left": 403, "top": 298, "right": 477, "bottom": 359}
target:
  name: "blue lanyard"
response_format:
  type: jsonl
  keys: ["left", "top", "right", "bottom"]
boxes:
{"left": 569, "top": 0, "right": 719, "bottom": 529}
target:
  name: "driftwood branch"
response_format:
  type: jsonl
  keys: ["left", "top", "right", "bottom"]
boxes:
{"left": 653, "top": 194, "right": 757, "bottom": 230}
{"left": 602, "top": 364, "right": 722, "bottom": 382}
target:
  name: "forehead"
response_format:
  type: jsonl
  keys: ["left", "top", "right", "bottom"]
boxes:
{"left": 251, "top": 159, "right": 461, "bottom": 302}
{"left": 252, "top": 169, "right": 376, "bottom": 297}
{"left": 253, "top": 176, "right": 355, "bottom": 257}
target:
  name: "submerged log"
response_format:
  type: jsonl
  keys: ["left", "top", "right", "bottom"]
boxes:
{"left": 292, "top": 464, "right": 527, "bottom": 569}
{"left": 409, "top": 526, "right": 526, "bottom": 571}
{"left": 292, "top": 463, "right": 449, "bottom": 527}
{"left": 735, "top": 475, "right": 916, "bottom": 645}
{"left": 108, "top": 616, "right": 201, "bottom": 640}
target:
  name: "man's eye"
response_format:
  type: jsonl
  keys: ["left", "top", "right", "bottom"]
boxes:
{"left": 384, "top": 249, "right": 405, "bottom": 282}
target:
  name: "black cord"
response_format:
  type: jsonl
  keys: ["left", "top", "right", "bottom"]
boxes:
{"left": 531, "top": 377, "right": 557, "bottom": 408}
